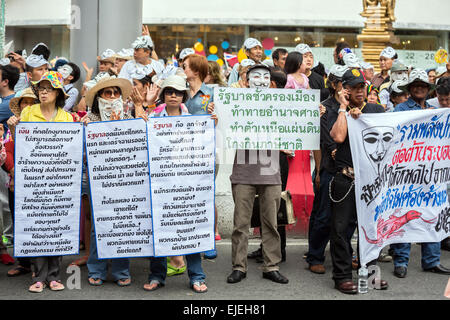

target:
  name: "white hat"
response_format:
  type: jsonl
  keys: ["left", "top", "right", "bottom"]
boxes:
{"left": 26, "top": 54, "right": 50, "bottom": 68}
{"left": 328, "top": 64, "right": 349, "bottom": 78}
{"left": 114, "top": 48, "right": 134, "bottom": 60}
{"left": 243, "top": 38, "right": 262, "bottom": 50}
{"left": 179, "top": 48, "right": 195, "bottom": 60}
{"left": 152, "top": 65, "right": 179, "bottom": 87}
{"left": 399, "top": 68, "right": 434, "bottom": 91}
{"left": 339, "top": 48, "right": 353, "bottom": 58}
{"left": 158, "top": 75, "right": 189, "bottom": 100}
{"left": 97, "top": 49, "right": 116, "bottom": 63}
{"left": 380, "top": 46, "right": 397, "bottom": 59}
{"left": 240, "top": 59, "right": 256, "bottom": 67}
{"left": 295, "top": 44, "right": 312, "bottom": 55}
{"left": 343, "top": 53, "right": 361, "bottom": 68}
{"left": 360, "top": 61, "right": 374, "bottom": 70}
{"left": 132, "top": 35, "right": 154, "bottom": 49}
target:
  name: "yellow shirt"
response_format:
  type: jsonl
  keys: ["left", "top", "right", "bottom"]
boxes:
{"left": 20, "top": 104, "right": 73, "bottom": 123}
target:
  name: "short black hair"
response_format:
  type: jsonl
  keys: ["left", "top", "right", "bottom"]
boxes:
{"left": 312, "top": 62, "right": 326, "bottom": 78}
{"left": 67, "top": 62, "right": 81, "bottom": 84}
{"left": 272, "top": 48, "right": 288, "bottom": 61}
{"left": 0, "top": 64, "right": 20, "bottom": 90}
{"left": 284, "top": 51, "right": 303, "bottom": 75}
{"left": 335, "top": 41, "right": 350, "bottom": 65}
{"left": 436, "top": 77, "right": 450, "bottom": 96}
{"left": 269, "top": 67, "right": 287, "bottom": 88}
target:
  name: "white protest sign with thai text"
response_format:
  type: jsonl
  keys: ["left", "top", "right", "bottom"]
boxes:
{"left": 214, "top": 87, "right": 320, "bottom": 151}
{"left": 86, "top": 119, "right": 153, "bottom": 259}
{"left": 14, "top": 122, "right": 83, "bottom": 257}
{"left": 148, "top": 115, "right": 215, "bottom": 257}
{"left": 348, "top": 109, "right": 450, "bottom": 266}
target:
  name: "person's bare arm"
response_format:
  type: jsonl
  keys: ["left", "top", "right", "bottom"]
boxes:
{"left": 330, "top": 89, "right": 350, "bottom": 144}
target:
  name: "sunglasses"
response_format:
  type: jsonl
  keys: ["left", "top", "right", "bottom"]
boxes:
{"left": 101, "top": 88, "right": 121, "bottom": 98}
{"left": 164, "top": 88, "right": 184, "bottom": 97}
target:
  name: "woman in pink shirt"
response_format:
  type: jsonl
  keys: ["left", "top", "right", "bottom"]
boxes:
{"left": 284, "top": 51, "right": 310, "bottom": 89}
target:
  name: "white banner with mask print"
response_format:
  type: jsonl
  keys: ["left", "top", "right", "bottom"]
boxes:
{"left": 348, "top": 109, "right": 450, "bottom": 266}
{"left": 86, "top": 119, "right": 154, "bottom": 259}
{"left": 214, "top": 87, "right": 320, "bottom": 151}
{"left": 14, "top": 122, "right": 83, "bottom": 257}
{"left": 147, "top": 115, "right": 215, "bottom": 257}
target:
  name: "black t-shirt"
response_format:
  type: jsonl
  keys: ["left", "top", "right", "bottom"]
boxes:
{"left": 320, "top": 96, "right": 339, "bottom": 174}
{"left": 308, "top": 71, "right": 329, "bottom": 102}
{"left": 327, "top": 103, "right": 385, "bottom": 170}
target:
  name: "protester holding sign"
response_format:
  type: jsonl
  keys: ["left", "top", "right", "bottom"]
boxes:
{"left": 328, "top": 68, "right": 388, "bottom": 294}
{"left": 10, "top": 71, "right": 73, "bottom": 293}
{"left": 227, "top": 63, "right": 288, "bottom": 285}
{"left": 143, "top": 75, "right": 213, "bottom": 294}
{"left": 390, "top": 69, "right": 450, "bottom": 278}
{"left": 84, "top": 74, "right": 134, "bottom": 287}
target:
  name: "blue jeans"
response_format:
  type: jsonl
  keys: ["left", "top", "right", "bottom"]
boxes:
{"left": 391, "top": 242, "right": 440, "bottom": 269}
{"left": 148, "top": 253, "right": 205, "bottom": 286}
{"left": 87, "top": 225, "right": 130, "bottom": 281}
{"left": 307, "top": 170, "right": 356, "bottom": 265}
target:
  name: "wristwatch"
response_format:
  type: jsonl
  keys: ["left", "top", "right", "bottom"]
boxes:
{"left": 338, "top": 109, "right": 347, "bottom": 114}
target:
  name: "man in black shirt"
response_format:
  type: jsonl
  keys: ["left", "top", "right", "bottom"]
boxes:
{"left": 328, "top": 68, "right": 388, "bottom": 294}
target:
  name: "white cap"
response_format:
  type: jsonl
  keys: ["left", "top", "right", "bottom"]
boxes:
{"left": 343, "top": 53, "right": 361, "bottom": 68}
{"left": 26, "top": 54, "right": 50, "bottom": 68}
{"left": 115, "top": 48, "right": 134, "bottom": 60}
{"left": 328, "top": 64, "right": 349, "bottom": 78}
{"left": 132, "top": 35, "right": 154, "bottom": 49}
{"left": 360, "top": 61, "right": 374, "bottom": 70}
{"left": 99, "top": 49, "right": 115, "bottom": 61}
{"left": 240, "top": 59, "right": 256, "bottom": 67}
{"left": 243, "top": 38, "right": 262, "bottom": 50}
{"left": 380, "top": 46, "right": 397, "bottom": 59}
{"left": 295, "top": 44, "right": 312, "bottom": 55}
{"left": 179, "top": 48, "right": 195, "bottom": 60}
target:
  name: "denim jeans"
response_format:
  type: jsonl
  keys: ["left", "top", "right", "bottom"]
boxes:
{"left": 87, "top": 225, "right": 130, "bottom": 281}
{"left": 307, "top": 170, "right": 356, "bottom": 266}
{"left": 391, "top": 242, "right": 440, "bottom": 269}
{"left": 148, "top": 253, "right": 206, "bottom": 286}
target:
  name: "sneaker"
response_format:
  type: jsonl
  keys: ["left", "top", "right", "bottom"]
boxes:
{"left": 377, "top": 252, "right": 393, "bottom": 263}
{"left": 203, "top": 249, "right": 217, "bottom": 259}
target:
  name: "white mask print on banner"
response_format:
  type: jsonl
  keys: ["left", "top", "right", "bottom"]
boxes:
{"left": 248, "top": 68, "right": 271, "bottom": 89}
{"left": 98, "top": 97, "right": 124, "bottom": 121}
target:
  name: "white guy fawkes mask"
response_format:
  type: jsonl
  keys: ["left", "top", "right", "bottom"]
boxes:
{"left": 98, "top": 97, "right": 124, "bottom": 121}
{"left": 391, "top": 71, "right": 408, "bottom": 82}
{"left": 248, "top": 68, "right": 271, "bottom": 89}
{"left": 57, "top": 64, "right": 73, "bottom": 79}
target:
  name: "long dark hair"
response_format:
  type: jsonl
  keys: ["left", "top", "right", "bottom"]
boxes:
{"left": 284, "top": 52, "right": 303, "bottom": 75}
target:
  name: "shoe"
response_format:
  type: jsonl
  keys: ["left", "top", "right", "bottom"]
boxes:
{"left": 309, "top": 264, "right": 326, "bottom": 274}
{"left": 215, "top": 234, "right": 222, "bottom": 241}
{"left": 248, "top": 248, "right": 262, "bottom": 259}
{"left": 335, "top": 280, "right": 357, "bottom": 294}
{"left": 423, "top": 264, "right": 450, "bottom": 275}
{"left": 203, "top": 249, "right": 217, "bottom": 260}
{"left": 262, "top": 271, "right": 289, "bottom": 284}
{"left": 372, "top": 278, "right": 389, "bottom": 290}
{"left": 377, "top": 252, "right": 393, "bottom": 263}
{"left": 394, "top": 266, "right": 407, "bottom": 278}
{"left": 441, "top": 238, "right": 450, "bottom": 251}
{"left": 227, "top": 270, "right": 246, "bottom": 283}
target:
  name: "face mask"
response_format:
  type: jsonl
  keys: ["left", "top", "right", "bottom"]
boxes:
{"left": 391, "top": 71, "right": 408, "bottom": 82}
{"left": 248, "top": 68, "right": 270, "bottom": 88}
{"left": 97, "top": 97, "right": 124, "bottom": 121}
{"left": 57, "top": 65, "right": 73, "bottom": 79}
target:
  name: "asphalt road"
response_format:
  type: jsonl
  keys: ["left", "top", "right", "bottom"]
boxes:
{"left": 1, "top": 239, "right": 449, "bottom": 301}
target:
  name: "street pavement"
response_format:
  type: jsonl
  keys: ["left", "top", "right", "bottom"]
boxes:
{"left": 1, "top": 239, "right": 449, "bottom": 300}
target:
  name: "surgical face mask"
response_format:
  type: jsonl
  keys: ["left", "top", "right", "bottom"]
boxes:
{"left": 57, "top": 64, "right": 73, "bottom": 79}
{"left": 97, "top": 97, "right": 124, "bottom": 121}
{"left": 248, "top": 68, "right": 270, "bottom": 88}
{"left": 391, "top": 71, "right": 408, "bottom": 82}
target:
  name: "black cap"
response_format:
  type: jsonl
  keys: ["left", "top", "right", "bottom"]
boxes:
{"left": 342, "top": 68, "right": 366, "bottom": 87}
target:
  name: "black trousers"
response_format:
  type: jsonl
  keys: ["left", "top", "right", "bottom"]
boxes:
{"left": 330, "top": 172, "right": 376, "bottom": 284}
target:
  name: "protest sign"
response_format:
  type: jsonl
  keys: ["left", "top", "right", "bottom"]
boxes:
{"left": 348, "top": 109, "right": 450, "bottom": 266}
{"left": 148, "top": 115, "right": 215, "bottom": 257}
{"left": 14, "top": 122, "right": 83, "bottom": 257}
{"left": 86, "top": 119, "right": 153, "bottom": 259}
{"left": 214, "top": 87, "right": 320, "bottom": 151}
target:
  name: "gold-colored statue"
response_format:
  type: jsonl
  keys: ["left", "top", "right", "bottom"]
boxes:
{"left": 362, "top": 0, "right": 396, "bottom": 23}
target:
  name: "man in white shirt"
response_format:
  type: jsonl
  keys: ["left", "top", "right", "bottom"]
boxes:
{"left": 427, "top": 77, "right": 449, "bottom": 108}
